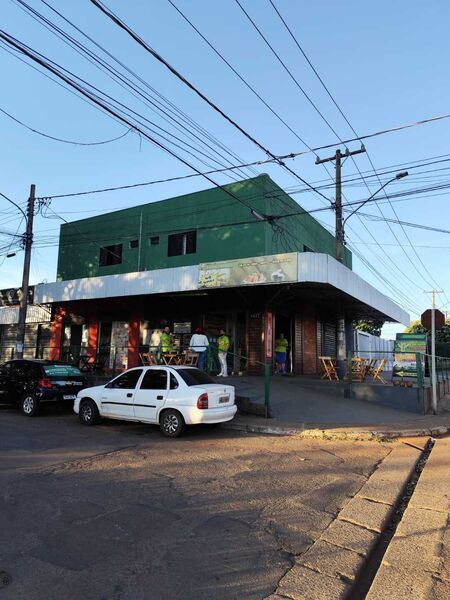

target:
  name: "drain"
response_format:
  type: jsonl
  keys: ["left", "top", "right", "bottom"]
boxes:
{"left": 347, "top": 437, "right": 435, "bottom": 599}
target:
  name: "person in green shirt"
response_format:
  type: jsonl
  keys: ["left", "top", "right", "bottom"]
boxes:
{"left": 160, "top": 326, "right": 173, "bottom": 353}
{"left": 275, "top": 333, "right": 289, "bottom": 374}
{"left": 217, "top": 328, "right": 230, "bottom": 377}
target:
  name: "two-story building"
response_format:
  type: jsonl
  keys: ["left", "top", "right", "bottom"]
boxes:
{"left": 33, "top": 174, "right": 408, "bottom": 373}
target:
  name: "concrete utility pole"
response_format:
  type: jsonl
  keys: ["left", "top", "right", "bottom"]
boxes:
{"left": 315, "top": 145, "right": 366, "bottom": 263}
{"left": 15, "top": 184, "right": 35, "bottom": 359}
{"left": 315, "top": 147, "right": 366, "bottom": 377}
{"left": 425, "top": 290, "right": 444, "bottom": 415}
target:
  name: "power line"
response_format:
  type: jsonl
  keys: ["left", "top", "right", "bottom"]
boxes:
{"left": 88, "top": 0, "right": 332, "bottom": 203}
{"left": 0, "top": 105, "right": 132, "bottom": 145}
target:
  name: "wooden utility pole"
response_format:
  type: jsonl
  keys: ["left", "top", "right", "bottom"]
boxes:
{"left": 316, "top": 146, "right": 366, "bottom": 263}
{"left": 15, "top": 184, "right": 35, "bottom": 359}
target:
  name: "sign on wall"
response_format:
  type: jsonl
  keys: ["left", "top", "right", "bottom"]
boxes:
{"left": 199, "top": 253, "right": 298, "bottom": 289}
{"left": 0, "top": 286, "right": 34, "bottom": 307}
{"left": 392, "top": 333, "right": 427, "bottom": 380}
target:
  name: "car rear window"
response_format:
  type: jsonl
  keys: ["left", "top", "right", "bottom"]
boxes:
{"left": 176, "top": 368, "right": 215, "bottom": 386}
{"left": 43, "top": 364, "right": 83, "bottom": 377}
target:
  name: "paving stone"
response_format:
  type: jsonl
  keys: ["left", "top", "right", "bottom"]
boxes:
{"left": 371, "top": 444, "right": 420, "bottom": 481}
{"left": 277, "top": 564, "right": 350, "bottom": 600}
{"left": 395, "top": 506, "right": 448, "bottom": 543}
{"left": 338, "top": 496, "right": 392, "bottom": 533}
{"left": 401, "top": 437, "right": 430, "bottom": 451}
{"left": 358, "top": 472, "right": 406, "bottom": 506}
{"left": 321, "top": 519, "right": 379, "bottom": 556}
{"left": 367, "top": 564, "right": 434, "bottom": 600}
{"left": 300, "top": 539, "right": 364, "bottom": 582}
{"left": 383, "top": 534, "right": 442, "bottom": 573}
{"left": 409, "top": 489, "right": 450, "bottom": 512}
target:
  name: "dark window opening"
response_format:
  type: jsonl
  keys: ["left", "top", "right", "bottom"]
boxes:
{"left": 303, "top": 245, "right": 314, "bottom": 253}
{"left": 130, "top": 239, "right": 139, "bottom": 249}
{"left": 140, "top": 369, "right": 168, "bottom": 390}
{"left": 99, "top": 244, "right": 122, "bottom": 266}
{"left": 149, "top": 236, "right": 160, "bottom": 246}
{"left": 168, "top": 231, "right": 196, "bottom": 257}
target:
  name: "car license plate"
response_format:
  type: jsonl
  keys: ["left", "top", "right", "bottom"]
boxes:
{"left": 63, "top": 394, "right": 76, "bottom": 400}
{"left": 219, "top": 396, "right": 229, "bottom": 403}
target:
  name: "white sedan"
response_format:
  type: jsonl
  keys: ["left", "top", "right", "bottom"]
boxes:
{"left": 74, "top": 366, "right": 237, "bottom": 437}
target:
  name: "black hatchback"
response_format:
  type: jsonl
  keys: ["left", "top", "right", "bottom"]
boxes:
{"left": 0, "top": 359, "right": 86, "bottom": 416}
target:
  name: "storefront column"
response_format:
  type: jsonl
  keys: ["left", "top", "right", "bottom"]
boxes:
{"left": 246, "top": 311, "right": 264, "bottom": 375}
{"left": 302, "top": 307, "right": 318, "bottom": 375}
{"left": 87, "top": 316, "right": 98, "bottom": 356}
{"left": 337, "top": 311, "right": 346, "bottom": 378}
{"left": 293, "top": 313, "right": 303, "bottom": 374}
{"left": 49, "top": 307, "right": 65, "bottom": 360}
{"left": 128, "top": 314, "right": 141, "bottom": 369}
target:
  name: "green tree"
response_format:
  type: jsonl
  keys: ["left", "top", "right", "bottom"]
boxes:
{"left": 404, "top": 320, "right": 426, "bottom": 335}
{"left": 405, "top": 318, "right": 450, "bottom": 342}
{"left": 354, "top": 319, "right": 384, "bottom": 337}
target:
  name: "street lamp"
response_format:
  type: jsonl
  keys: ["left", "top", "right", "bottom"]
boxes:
{"left": 341, "top": 171, "right": 408, "bottom": 244}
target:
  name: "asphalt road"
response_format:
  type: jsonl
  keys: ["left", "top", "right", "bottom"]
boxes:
{"left": 0, "top": 404, "right": 391, "bottom": 600}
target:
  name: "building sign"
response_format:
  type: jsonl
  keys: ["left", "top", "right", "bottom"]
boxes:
{"left": 392, "top": 333, "right": 427, "bottom": 380}
{"left": 0, "top": 286, "right": 34, "bottom": 307}
{"left": 173, "top": 322, "right": 191, "bottom": 333}
{"left": 199, "top": 253, "right": 298, "bottom": 289}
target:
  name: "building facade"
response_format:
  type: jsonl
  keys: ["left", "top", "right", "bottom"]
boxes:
{"left": 33, "top": 175, "right": 407, "bottom": 374}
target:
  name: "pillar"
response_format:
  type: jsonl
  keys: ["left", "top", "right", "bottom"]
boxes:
{"left": 337, "top": 311, "right": 346, "bottom": 378}
{"left": 87, "top": 315, "right": 98, "bottom": 356}
{"left": 302, "top": 306, "right": 318, "bottom": 375}
{"left": 246, "top": 311, "right": 264, "bottom": 375}
{"left": 293, "top": 313, "right": 303, "bottom": 374}
{"left": 128, "top": 314, "right": 141, "bottom": 369}
{"left": 49, "top": 307, "right": 65, "bottom": 361}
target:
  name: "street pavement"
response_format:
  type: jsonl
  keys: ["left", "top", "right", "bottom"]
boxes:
{"left": 0, "top": 404, "right": 392, "bottom": 600}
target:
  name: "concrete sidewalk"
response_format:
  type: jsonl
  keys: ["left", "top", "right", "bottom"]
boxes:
{"left": 220, "top": 375, "right": 450, "bottom": 439}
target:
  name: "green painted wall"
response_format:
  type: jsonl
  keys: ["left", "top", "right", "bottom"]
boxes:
{"left": 56, "top": 174, "right": 352, "bottom": 281}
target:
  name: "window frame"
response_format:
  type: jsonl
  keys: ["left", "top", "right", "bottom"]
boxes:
{"left": 167, "top": 230, "right": 197, "bottom": 257}
{"left": 99, "top": 243, "right": 123, "bottom": 267}
{"left": 105, "top": 369, "right": 143, "bottom": 389}
{"left": 139, "top": 369, "right": 168, "bottom": 391}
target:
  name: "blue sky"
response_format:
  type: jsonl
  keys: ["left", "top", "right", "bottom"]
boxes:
{"left": 1, "top": 0, "right": 450, "bottom": 337}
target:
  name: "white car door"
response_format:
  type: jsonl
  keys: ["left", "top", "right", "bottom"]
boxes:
{"left": 133, "top": 368, "right": 169, "bottom": 422}
{"left": 101, "top": 369, "right": 143, "bottom": 419}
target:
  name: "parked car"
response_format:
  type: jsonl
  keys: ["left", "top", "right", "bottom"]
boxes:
{"left": 0, "top": 359, "right": 86, "bottom": 416}
{"left": 74, "top": 366, "right": 237, "bottom": 437}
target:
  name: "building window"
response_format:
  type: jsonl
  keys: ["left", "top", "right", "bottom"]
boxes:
{"left": 99, "top": 244, "right": 122, "bottom": 267}
{"left": 149, "top": 236, "right": 160, "bottom": 246}
{"left": 168, "top": 230, "right": 196, "bottom": 257}
{"left": 129, "top": 239, "right": 139, "bottom": 249}
{"left": 303, "top": 245, "right": 314, "bottom": 253}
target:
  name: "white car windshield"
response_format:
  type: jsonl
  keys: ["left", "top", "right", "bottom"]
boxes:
{"left": 177, "top": 369, "right": 216, "bottom": 386}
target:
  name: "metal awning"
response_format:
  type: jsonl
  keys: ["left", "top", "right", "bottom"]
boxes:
{"left": 34, "top": 253, "right": 409, "bottom": 325}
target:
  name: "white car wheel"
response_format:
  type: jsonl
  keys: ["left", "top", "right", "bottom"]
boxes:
{"left": 160, "top": 409, "right": 185, "bottom": 438}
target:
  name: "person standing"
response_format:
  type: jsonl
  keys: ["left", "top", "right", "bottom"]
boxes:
{"left": 275, "top": 333, "right": 289, "bottom": 374}
{"left": 189, "top": 327, "right": 209, "bottom": 370}
{"left": 160, "top": 326, "right": 173, "bottom": 353}
{"left": 217, "top": 329, "right": 230, "bottom": 377}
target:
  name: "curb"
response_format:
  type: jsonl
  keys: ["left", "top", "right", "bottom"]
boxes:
{"left": 271, "top": 439, "right": 429, "bottom": 599}
{"left": 221, "top": 420, "right": 450, "bottom": 440}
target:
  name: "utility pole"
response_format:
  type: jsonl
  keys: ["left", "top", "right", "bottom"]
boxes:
{"left": 315, "top": 147, "right": 365, "bottom": 377}
{"left": 425, "top": 290, "right": 443, "bottom": 415}
{"left": 15, "top": 184, "right": 35, "bottom": 359}
{"left": 315, "top": 145, "right": 366, "bottom": 263}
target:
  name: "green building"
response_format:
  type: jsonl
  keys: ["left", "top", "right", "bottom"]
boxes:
{"left": 34, "top": 175, "right": 406, "bottom": 375}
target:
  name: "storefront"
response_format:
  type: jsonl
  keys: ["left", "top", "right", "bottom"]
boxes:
{"left": 34, "top": 252, "right": 409, "bottom": 375}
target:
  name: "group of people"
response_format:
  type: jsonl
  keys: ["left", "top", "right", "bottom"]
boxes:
{"left": 156, "top": 325, "right": 289, "bottom": 376}
{"left": 158, "top": 326, "right": 230, "bottom": 376}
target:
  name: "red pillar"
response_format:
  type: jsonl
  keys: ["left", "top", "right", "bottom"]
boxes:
{"left": 49, "top": 307, "right": 65, "bottom": 360}
{"left": 128, "top": 314, "right": 141, "bottom": 369}
{"left": 302, "top": 307, "right": 318, "bottom": 375}
{"left": 87, "top": 316, "right": 98, "bottom": 357}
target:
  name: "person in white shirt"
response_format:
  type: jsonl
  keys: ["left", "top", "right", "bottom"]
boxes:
{"left": 189, "top": 327, "right": 209, "bottom": 370}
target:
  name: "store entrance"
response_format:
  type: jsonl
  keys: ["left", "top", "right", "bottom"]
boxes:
{"left": 274, "top": 314, "right": 293, "bottom": 373}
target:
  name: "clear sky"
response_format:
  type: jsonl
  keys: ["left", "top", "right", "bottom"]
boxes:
{"left": 1, "top": 0, "right": 450, "bottom": 339}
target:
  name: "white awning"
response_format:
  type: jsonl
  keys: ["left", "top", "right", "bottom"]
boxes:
{"left": 34, "top": 253, "right": 409, "bottom": 325}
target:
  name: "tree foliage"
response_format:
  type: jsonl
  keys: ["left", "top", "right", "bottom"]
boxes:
{"left": 405, "top": 318, "right": 450, "bottom": 342}
{"left": 354, "top": 319, "right": 384, "bottom": 337}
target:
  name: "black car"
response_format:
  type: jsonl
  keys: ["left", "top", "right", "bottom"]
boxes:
{"left": 0, "top": 359, "right": 86, "bottom": 416}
